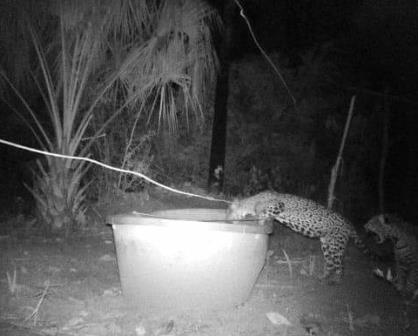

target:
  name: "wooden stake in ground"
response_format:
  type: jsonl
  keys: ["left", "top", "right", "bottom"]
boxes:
{"left": 327, "top": 96, "right": 356, "bottom": 210}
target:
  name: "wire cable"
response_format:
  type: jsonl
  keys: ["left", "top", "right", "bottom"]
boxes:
{"left": 0, "top": 138, "right": 231, "bottom": 204}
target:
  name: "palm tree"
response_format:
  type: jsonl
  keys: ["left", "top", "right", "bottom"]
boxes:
{"left": 0, "top": 0, "right": 220, "bottom": 235}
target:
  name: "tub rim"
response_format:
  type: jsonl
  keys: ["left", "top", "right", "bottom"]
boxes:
{"left": 106, "top": 208, "right": 273, "bottom": 234}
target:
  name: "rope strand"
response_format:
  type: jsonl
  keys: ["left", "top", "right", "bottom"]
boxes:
{"left": 0, "top": 138, "right": 231, "bottom": 204}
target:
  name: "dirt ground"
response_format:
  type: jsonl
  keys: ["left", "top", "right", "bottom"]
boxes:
{"left": 1, "top": 188, "right": 417, "bottom": 336}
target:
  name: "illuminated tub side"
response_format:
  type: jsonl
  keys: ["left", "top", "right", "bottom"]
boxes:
{"left": 107, "top": 208, "right": 272, "bottom": 312}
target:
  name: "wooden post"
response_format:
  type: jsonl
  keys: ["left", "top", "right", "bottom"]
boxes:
{"left": 327, "top": 96, "right": 356, "bottom": 210}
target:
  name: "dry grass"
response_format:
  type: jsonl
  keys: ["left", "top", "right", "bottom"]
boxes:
{"left": 6, "top": 268, "right": 17, "bottom": 295}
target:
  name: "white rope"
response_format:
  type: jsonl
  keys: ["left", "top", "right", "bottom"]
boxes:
{"left": 233, "top": 0, "right": 297, "bottom": 107}
{"left": 0, "top": 138, "right": 231, "bottom": 204}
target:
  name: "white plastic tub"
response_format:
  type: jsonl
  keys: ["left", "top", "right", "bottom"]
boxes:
{"left": 107, "top": 208, "right": 272, "bottom": 312}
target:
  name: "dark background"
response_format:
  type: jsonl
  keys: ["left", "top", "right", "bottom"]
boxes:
{"left": 1, "top": 0, "right": 417, "bottom": 224}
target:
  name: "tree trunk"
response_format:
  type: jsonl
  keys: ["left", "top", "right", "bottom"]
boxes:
{"left": 207, "top": 0, "right": 234, "bottom": 193}
{"left": 378, "top": 88, "right": 390, "bottom": 214}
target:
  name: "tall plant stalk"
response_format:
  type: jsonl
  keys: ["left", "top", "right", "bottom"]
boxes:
{"left": 1, "top": 15, "right": 116, "bottom": 235}
{"left": 1, "top": 0, "right": 220, "bottom": 234}
{"left": 28, "top": 18, "right": 106, "bottom": 234}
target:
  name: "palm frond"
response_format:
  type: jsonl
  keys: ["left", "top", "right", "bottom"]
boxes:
{"left": 0, "top": 0, "right": 50, "bottom": 92}
{"left": 0, "top": 69, "right": 52, "bottom": 149}
{"left": 117, "top": 0, "right": 219, "bottom": 133}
